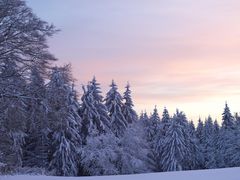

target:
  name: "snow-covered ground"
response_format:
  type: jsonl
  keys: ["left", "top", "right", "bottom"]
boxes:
{"left": 1, "top": 167, "right": 240, "bottom": 180}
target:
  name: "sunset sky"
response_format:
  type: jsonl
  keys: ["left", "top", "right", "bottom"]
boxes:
{"left": 27, "top": 0, "right": 240, "bottom": 122}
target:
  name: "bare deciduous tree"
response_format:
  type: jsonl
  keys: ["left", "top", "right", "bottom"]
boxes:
{"left": 0, "top": 0, "right": 58, "bottom": 79}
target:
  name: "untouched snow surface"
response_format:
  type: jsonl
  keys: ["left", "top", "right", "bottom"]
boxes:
{"left": 1, "top": 167, "right": 240, "bottom": 180}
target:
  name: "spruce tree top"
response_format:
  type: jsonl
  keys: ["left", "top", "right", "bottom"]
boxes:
{"left": 123, "top": 83, "right": 134, "bottom": 108}
{"left": 89, "top": 76, "right": 103, "bottom": 102}
{"left": 162, "top": 107, "right": 170, "bottom": 124}
{"left": 122, "top": 82, "right": 138, "bottom": 123}
{"left": 222, "top": 103, "right": 235, "bottom": 130}
{"left": 105, "top": 80, "right": 123, "bottom": 113}
{"left": 173, "top": 109, "right": 188, "bottom": 127}
{"left": 151, "top": 106, "right": 160, "bottom": 122}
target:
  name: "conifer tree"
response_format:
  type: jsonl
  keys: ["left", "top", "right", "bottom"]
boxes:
{"left": 161, "top": 118, "right": 188, "bottom": 171}
{"left": 47, "top": 66, "right": 82, "bottom": 176}
{"left": 203, "top": 116, "right": 216, "bottom": 169}
{"left": 89, "top": 77, "right": 111, "bottom": 132}
{"left": 171, "top": 110, "right": 195, "bottom": 170}
{"left": 188, "top": 120, "right": 201, "bottom": 170}
{"left": 139, "top": 111, "right": 149, "bottom": 127}
{"left": 80, "top": 84, "right": 107, "bottom": 144}
{"left": 155, "top": 107, "right": 171, "bottom": 171}
{"left": 105, "top": 80, "right": 127, "bottom": 137}
{"left": 144, "top": 107, "right": 161, "bottom": 170}
{"left": 212, "top": 120, "right": 223, "bottom": 168}
{"left": 161, "top": 107, "right": 171, "bottom": 134}
{"left": 222, "top": 103, "right": 235, "bottom": 130}
{"left": 220, "top": 104, "right": 240, "bottom": 168}
{"left": 196, "top": 118, "right": 205, "bottom": 144}
{"left": 235, "top": 113, "right": 240, "bottom": 128}
{"left": 139, "top": 111, "right": 144, "bottom": 121}
{"left": 195, "top": 118, "right": 205, "bottom": 169}
{"left": 147, "top": 106, "right": 160, "bottom": 145}
{"left": 122, "top": 83, "right": 138, "bottom": 124}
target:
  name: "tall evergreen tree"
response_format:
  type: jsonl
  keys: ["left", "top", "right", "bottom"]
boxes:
{"left": 222, "top": 103, "right": 235, "bottom": 130}
{"left": 47, "top": 66, "right": 82, "bottom": 176}
{"left": 155, "top": 107, "right": 171, "bottom": 171}
{"left": 171, "top": 109, "right": 195, "bottom": 170}
{"left": 235, "top": 113, "right": 240, "bottom": 128}
{"left": 122, "top": 83, "right": 138, "bottom": 124}
{"left": 161, "top": 107, "right": 171, "bottom": 135}
{"left": 80, "top": 84, "right": 104, "bottom": 144}
{"left": 147, "top": 106, "right": 160, "bottom": 145}
{"left": 195, "top": 118, "right": 205, "bottom": 169}
{"left": 203, "top": 116, "right": 216, "bottom": 169}
{"left": 139, "top": 111, "right": 149, "bottom": 127}
{"left": 161, "top": 118, "right": 188, "bottom": 171}
{"left": 220, "top": 104, "right": 240, "bottom": 168}
{"left": 145, "top": 107, "right": 161, "bottom": 170}
{"left": 89, "top": 77, "right": 111, "bottom": 132}
{"left": 105, "top": 80, "right": 127, "bottom": 137}
{"left": 196, "top": 118, "right": 205, "bottom": 144}
{"left": 212, "top": 120, "right": 223, "bottom": 168}
{"left": 188, "top": 120, "right": 201, "bottom": 170}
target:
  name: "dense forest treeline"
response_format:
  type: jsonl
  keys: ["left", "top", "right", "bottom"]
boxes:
{"left": 1, "top": 0, "right": 240, "bottom": 176}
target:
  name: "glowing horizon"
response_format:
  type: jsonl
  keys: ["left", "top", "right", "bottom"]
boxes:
{"left": 26, "top": 0, "right": 240, "bottom": 123}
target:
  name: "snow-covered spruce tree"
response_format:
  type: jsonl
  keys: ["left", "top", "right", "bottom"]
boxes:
{"left": 161, "top": 117, "right": 188, "bottom": 171}
{"left": 143, "top": 107, "right": 161, "bottom": 171}
{"left": 227, "top": 130, "right": 240, "bottom": 167}
{"left": 105, "top": 80, "right": 127, "bottom": 137}
{"left": 169, "top": 109, "right": 196, "bottom": 170}
{"left": 139, "top": 111, "right": 144, "bottom": 121}
{"left": 139, "top": 111, "right": 149, "bottom": 127}
{"left": 212, "top": 120, "right": 224, "bottom": 168}
{"left": 235, "top": 113, "right": 240, "bottom": 128}
{"left": 222, "top": 103, "right": 235, "bottom": 130}
{"left": 47, "top": 66, "right": 82, "bottom": 176}
{"left": 196, "top": 118, "right": 205, "bottom": 145}
{"left": 188, "top": 121, "right": 196, "bottom": 140}
{"left": 89, "top": 77, "right": 111, "bottom": 132}
{"left": 219, "top": 103, "right": 240, "bottom": 168}
{"left": 187, "top": 120, "right": 202, "bottom": 170}
{"left": 195, "top": 118, "right": 205, "bottom": 169}
{"left": 80, "top": 85, "right": 101, "bottom": 144}
{"left": 0, "top": 60, "right": 27, "bottom": 169}
{"left": 160, "top": 107, "right": 171, "bottom": 135}
{"left": 80, "top": 77, "right": 111, "bottom": 144}
{"left": 138, "top": 111, "right": 158, "bottom": 172}
{"left": 122, "top": 83, "right": 138, "bottom": 124}
{"left": 155, "top": 107, "right": 171, "bottom": 171}
{"left": 147, "top": 106, "right": 160, "bottom": 147}
{"left": 203, "top": 116, "right": 217, "bottom": 169}
{"left": 23, "top": 67, "right": 50, "bottom": 168}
